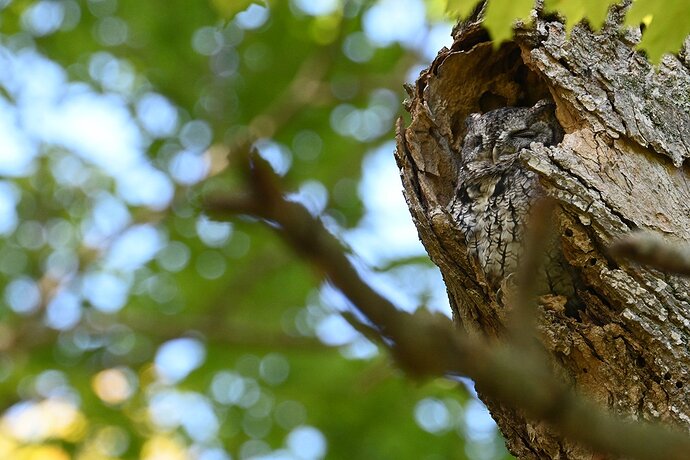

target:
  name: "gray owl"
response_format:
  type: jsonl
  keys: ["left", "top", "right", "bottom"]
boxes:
{"left": 450, "top": 100, "right": 573, "bottom": 299}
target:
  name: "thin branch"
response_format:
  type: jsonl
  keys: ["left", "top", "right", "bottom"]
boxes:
{"left": 508, "top": 197, "right": 556, "bottom": 349}
{"left": 610, "top": 231, "right": 690, "bottom": 276}
{"left": 204, "top": 149, "right": 690, "bottom": 460}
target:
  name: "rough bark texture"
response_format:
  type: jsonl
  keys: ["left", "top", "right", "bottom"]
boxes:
{"left": 395, "top": 5, "right": 690, "bottom": 459}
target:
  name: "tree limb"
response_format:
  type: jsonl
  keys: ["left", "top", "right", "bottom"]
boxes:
{"left": 204, "top": 149, "right": 690, "bottom": 460}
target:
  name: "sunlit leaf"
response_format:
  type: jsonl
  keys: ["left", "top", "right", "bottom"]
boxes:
{"left": 626, "top": 0, "right": 690, "bottom": 62}
{"left": 543, "top": 0, "right": 619, "bottom": 31}
{"left": 484, "top": 0, "right": 533, "bottom": 43}
{"left": 426, "top": 0, "right": 452, "bottom": 20}
{"left": 445, "top": 0, "right": 482, "bottom": 19}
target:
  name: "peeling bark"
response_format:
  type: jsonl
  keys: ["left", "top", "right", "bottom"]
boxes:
{"left": 396, "top": 6, "right": 690, "bottom": 459}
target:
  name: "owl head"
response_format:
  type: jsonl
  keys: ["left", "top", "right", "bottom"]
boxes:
{"left": 460, "top": 100, "right": 563, "bottom": 167}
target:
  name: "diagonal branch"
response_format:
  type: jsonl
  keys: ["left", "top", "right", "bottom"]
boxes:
{"left": 204, "top": 149, "right": 690, "bottom": 460}
{"left": 610, "top": 231, "right": 690, "bottom": 276}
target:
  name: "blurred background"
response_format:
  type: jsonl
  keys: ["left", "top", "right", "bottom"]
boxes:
{"left": 0, "top": 0, "right": 513, "bottom": 458}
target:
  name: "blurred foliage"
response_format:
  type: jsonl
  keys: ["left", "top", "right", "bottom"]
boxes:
{"left": 0, "top": 0, "right": 513, "bottom": 459}
{"left": 446, "top": 0, "right": 690, "bottom": 62}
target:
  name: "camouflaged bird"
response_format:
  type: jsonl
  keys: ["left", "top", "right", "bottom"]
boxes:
{"left": 450, "top": 100, "right": 574, "bottom": 300}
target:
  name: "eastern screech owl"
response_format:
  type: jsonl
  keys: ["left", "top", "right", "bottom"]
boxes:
{"left": 450, "top": 100, "right": 572, "bottom": 297}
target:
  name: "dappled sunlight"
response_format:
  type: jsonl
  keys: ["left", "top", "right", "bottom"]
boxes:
{"left": 92, "top": 367, "right": 136, "bottom": 405}
{"left": 141, "top": 435, "right": 188, "bottom": 460}
{"left": 0, "top": 0, "right": 506, "bottom": 458}
{"left": 2, "top": 398, "right": 85, "bottom": 442}
{"left": 154, "top": 338, "right": 206, "bottom": 384}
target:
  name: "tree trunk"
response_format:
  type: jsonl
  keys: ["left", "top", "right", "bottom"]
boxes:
{"left": 395, "top": 5, "right": 690, "bottom": 459}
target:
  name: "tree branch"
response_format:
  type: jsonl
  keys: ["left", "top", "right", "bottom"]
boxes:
{"left": 204, "top": 149, "right": 690, "bottom": 460}
{"left": 610, "top": 231, "right": 690, "bottom": 276}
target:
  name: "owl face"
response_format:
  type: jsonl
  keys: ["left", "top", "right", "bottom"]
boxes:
{"left": 460, "top": 100, "right": 562, "bottom": 172}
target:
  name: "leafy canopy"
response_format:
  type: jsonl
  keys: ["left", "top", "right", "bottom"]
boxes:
{"left": 446, "top": 0, "right": 690, "bottom": 62}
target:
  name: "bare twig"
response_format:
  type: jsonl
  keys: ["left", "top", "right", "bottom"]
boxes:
{"left": 610, "top": 231, "right": 690, "bottom": 276}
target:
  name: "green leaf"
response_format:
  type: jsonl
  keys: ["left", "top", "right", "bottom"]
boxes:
{"left": 484, "top": 0, "right": 533, "bottom": 43}
{"left": 626, "top": 0, "right": 690, "bottom": 63}
{"left": 445, "top": 0, "right": 483, "bottom": 19}
{"left": 544, "top": 0, "right": 620, "bottom": 31}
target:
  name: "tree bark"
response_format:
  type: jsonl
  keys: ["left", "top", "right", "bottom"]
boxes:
{"left": 395, "top": 5, "right": 690, "bottom": 459}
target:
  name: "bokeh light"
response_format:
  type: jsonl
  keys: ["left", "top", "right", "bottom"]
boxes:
{"left": 0, "top": 0, "right": 507, "bottom": 458}
{"left": 92, "top": 367, "right": 137, "bottom": 405}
